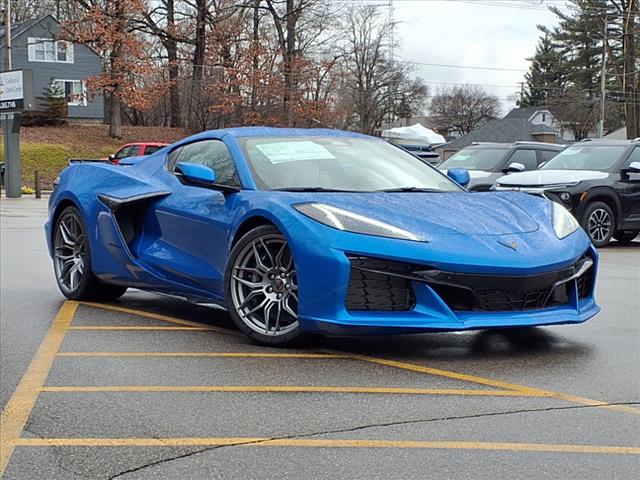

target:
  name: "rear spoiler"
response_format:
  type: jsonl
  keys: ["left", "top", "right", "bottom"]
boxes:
{"left": 68, "top": 158, "right": 113, "bottom": 165}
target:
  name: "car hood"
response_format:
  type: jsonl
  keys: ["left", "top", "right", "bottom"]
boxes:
{"left": 280, "top": 192, "right": 542, "bottom": 236}
{"left": 496, "top": 169, "right": 608, "bottom": 187}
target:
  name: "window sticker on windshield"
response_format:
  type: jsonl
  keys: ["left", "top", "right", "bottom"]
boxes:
{"left": 256, "top": 141, "right": 336, "bottom": 164}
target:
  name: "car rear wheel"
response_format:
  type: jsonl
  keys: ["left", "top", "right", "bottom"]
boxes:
{"left": 613, "top": 230, "right": 639, "bottom": 243}
{"left": 581, "top": 202, "right": 615, "bottom": 247}
{"left": 53, "top": 206, "right": 128, "bottom": 301}
{"left": 225, "top": 225, "right": 301, "bottom": 346}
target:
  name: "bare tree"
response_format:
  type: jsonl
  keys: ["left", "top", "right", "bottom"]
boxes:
{"left": 341, "top": 4, "right": 427, "bottom": 135}
{"left": 430, "top": 85, "right": 499, "bottom": 135}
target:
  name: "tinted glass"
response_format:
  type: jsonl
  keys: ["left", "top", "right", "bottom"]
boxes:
{"left": 239, "top": 136, "right": 461, "bottom": 192}
{"left": 144, "top": 145, "right": 163, "bottom": 155}
{"left": 114, "top": 146, "right": 132, "bottom": 159}
{"left": 439, "top": 148, "right": 509, "bottom": 171}
{"left": 508, "top": 149, "right": 538, "bottom": 170}
{"left": 625, "top": 147, "right": 640, "bottom": 165}
{"left": 539, "top": 149, "right": 560, "bottom": 163}
{"left": 128, "top": 145, "right": 141, "bottom": 157}
{"left": 541, "top": 145, "right": 628, "bottom": 171}
{"left": 176, "top": 140, "right": 241, "bottom": 187}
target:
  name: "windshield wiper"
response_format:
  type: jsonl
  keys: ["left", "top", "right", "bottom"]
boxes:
{"left": 376, "top": 187, "right": 442, "bottom": 193}
{"left": 270, "top": 187, "right": 361, "bottom": 192}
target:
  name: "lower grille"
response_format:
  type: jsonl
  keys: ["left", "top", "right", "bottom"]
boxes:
{"left": 345, "top": 255, "right": 593, "bottom": 313}
{"left": 346, "top": 258, "right": 416, "bottom": 311}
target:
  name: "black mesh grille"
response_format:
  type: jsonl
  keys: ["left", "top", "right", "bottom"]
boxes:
{"left": 345, "top": 254, "right": 593, "bottom": 313}
{"left": 577, "top": 264, "right": 594, "bottom": 299}
{"left": 346, "top": 258, "right": 416, "bottom": 311}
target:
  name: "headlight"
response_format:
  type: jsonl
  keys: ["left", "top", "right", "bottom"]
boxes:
{"left": 552, "top": 201, "right": 580, "bottom": 239}
{"left": 293, "top": 203, "right": 423, "bottom": 242}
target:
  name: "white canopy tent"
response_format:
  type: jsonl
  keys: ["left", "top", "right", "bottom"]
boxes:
{"left": 381, "top": 123, "right": 446, "bottom": 146}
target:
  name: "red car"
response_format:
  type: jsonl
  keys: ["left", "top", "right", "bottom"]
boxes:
{"left": 108, "top": 142, "right": 168, "bottom": 164}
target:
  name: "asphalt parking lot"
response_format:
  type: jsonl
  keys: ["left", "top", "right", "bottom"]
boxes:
{"left": 1, "top": 197, "right": 639, "bottom": 479}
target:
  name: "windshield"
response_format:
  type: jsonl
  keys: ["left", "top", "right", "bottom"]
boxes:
{"left": 239, "top": 136, "right": 462, "bottom": 192}
{"left": 541, "top": 145, "right": 627, "bottom": 171}
{"left": 439, "top": 148, "right": 509, "bottom": 171}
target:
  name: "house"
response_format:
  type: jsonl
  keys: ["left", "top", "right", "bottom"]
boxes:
{"left": 437, "top": 108, "right": 562, "bottom": 159}
{"left": 0, "top": 14, "right": 103, "bottom": 122}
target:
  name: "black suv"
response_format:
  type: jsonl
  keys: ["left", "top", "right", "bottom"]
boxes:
{"left": 495, "top": 139, "right": 640, "bottom": 247}
{"left": 438, "top": 142, "right": 564, "bottom": 191}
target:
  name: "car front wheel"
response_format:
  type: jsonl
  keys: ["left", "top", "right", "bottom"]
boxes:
{"left": 225, "top": 225, "right": 301, "bottom": 345}
{"left": 581, "top": 202, "right": 615, "bottom": 247}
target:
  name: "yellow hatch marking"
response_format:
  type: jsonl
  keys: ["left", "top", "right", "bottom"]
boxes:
{"left": 0, "top": 301, "right": 78, "bottom": 475}
{"left": 12, "top": 437, "right": 640, "bottom": 455}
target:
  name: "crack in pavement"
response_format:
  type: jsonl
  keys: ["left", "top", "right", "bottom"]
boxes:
{"left": 107, "top": 401, "right": 639, "bottom": 479}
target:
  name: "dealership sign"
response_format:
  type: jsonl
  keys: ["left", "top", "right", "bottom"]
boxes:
{"left": 0, "top": 70, "right": 34, "bottom": 112}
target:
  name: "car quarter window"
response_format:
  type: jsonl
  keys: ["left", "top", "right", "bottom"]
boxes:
{"left": 508, "top": 149, "right": 538, "bottom": 170}
{"left": 172, "top": 140, "right": 241, "bottom": 187}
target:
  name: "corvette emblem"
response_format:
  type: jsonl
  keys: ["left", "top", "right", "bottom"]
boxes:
{"left": 498, "top": 239, "right": 519, "bottom": 251}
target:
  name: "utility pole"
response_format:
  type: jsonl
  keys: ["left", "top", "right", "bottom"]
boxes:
{"left": 598, "top": 15, "right": 607, "bottom": 138}
{"left": 519, "top": 82, "right": 525, "bottom": 106}
{"left": 4, "top": 0, "right": 11, "bottom": 71}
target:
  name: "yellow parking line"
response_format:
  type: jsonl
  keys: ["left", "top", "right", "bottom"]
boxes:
{"left": 40, "top": 385, "right": 542, "bottom": 396}
{"left": 56, "top": 352, "right": 345, "bottom": 359}
{"left": 12, "top": 437, "right": 640, "bottom": 455}
{"left": 344, "top": 353, "right": 640, "bottom": 416}
{"left": 0, "top": 301, "right": 78, "bottom": 476}
{"left": 78, "top": 301, "right": 239, "bottom": 335}
{"left": 67, "top": 326, "right": 215, "bottom": 331}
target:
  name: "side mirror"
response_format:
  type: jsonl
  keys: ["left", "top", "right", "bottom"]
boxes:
{"left": 622, "top": 161, "right": 640, "bottom": 173}
{"left": 107, "top": 154, "right": 116, "bottom": 163}
{"left": 503, "top": 162, "right": 525, "bottom": 173}
{"left": 175, "top": 162, "right": 217, "bottom": 186}
{"left": 447, "top": 168, "right": 470, "bottom": 188}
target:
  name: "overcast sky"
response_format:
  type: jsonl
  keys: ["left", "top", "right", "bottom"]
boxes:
{"left": 383, "top": 0, "right": 561, "bottom": 115}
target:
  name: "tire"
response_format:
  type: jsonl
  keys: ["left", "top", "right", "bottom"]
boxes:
{"left": 580, "top": 201, "right": 615, "bottom": 248}
{"left": 53, "top": 206, "right": 128, "bottom": 301}
{"left": 224, "top": 225, "right": 302, "bottom": 346}
{"left": 613, "top": 230, "right": 639, "bottom": 243}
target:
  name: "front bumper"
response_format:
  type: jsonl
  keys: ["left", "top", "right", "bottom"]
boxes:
{"left": 291, "top": 226, "right": 599, "bottom": 334}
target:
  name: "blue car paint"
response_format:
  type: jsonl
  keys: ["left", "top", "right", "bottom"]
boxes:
{"left": 46, "top": 127, "right": 600, "bottom": 335}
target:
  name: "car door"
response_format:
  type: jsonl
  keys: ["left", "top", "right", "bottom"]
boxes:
{"left": 616, "top": 146, "right": 640, "bottom": 228}
{"left": 136, "top": 139, "right": 242, "bottom": 295}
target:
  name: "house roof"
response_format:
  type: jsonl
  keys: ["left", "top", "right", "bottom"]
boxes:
{"left": 503, "top": 106, "right": 551, "bottom": 121}
{"left": 0, "top": 15, "right": 52, "bottom": 47}
{"left": 0, "top": 14, "right": 101, "bottom": 57}
{"left": 443, "top": 117, "right": 560, "bottom": 151}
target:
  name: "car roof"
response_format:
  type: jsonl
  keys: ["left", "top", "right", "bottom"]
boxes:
{"left": 177, "top": 127, "right": 373, "bottom": 144}
{"left": 570, "top": 139, "right": 639, "bottom": 147}
{"left": 468, "top": 141, "right": 563, "bottom": 150}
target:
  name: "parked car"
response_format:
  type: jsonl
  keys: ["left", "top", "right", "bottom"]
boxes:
{"left": 46, "top": 127, "right": 599, "bottom": 346}
{"left": 438, "top": 142, "right": 564, "bottom": 191}
{"left": 494, "top": 138, "right": 640, "bottom": 247}
{"left": 109, "top": 142, "right": 168, "bottom": 163}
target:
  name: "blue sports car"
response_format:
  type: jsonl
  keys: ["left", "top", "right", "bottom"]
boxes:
{"left": 46, "top": 127, "right": 600, "bottom": 345}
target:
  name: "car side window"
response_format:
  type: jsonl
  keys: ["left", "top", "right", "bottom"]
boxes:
{"left": 538, "top": 149, "right": 559, "bottom": 165}
{"left": 624, "top": 147, "right": 640, "bottom": 166}
{"left": 172, "top": 140, "right": 241, "bottom": 188}
{"left": 128, "top": 145, "right": 141, "bottom": 157}
{"left": 508, "top": 149, "right": 538, "bottom": 170}
{"left": 114, "top": 146, "right": 132, "bottom": 159}
{"left": 144, "top": 145, "right": 163, "bottom": 156}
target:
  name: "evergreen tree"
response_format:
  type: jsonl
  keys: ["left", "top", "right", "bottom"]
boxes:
{"left": 522, "top": 35, "right": 565, "bottom": 107}
{"left": 39, "top": 84, "right": 68, "bottom": 125}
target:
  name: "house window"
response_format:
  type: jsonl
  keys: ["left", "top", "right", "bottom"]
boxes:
{"left": 28, "top": 38, "right": 74, "bottom": 63}
{"left": 52, "top": 80, "right": 86, "bottom": 107}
